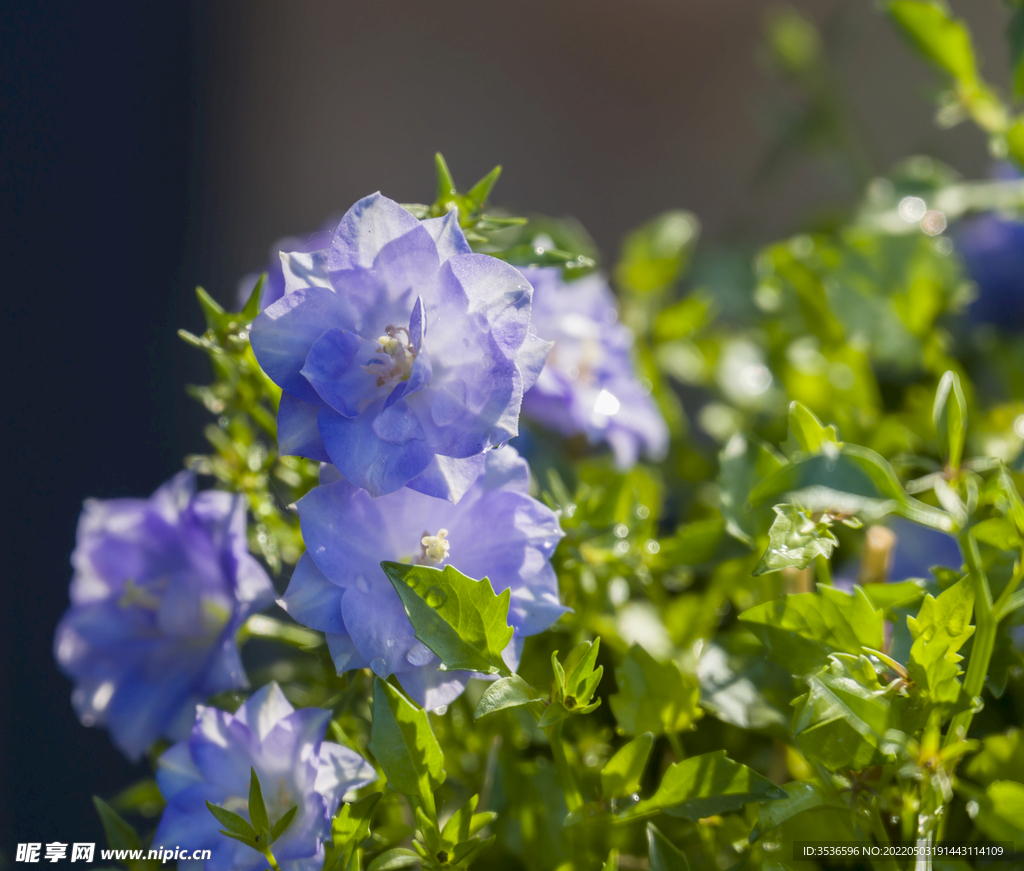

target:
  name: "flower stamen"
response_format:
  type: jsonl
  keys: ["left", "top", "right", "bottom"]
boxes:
{"left": 362, "top": 325, "right": 416, "bottom": 387}
{"left": 419, "top": 529, "right": 450, "bottom": 565}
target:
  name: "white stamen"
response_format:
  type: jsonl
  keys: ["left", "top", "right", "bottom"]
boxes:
{"left": 420, "top": 528, "right": 450, "bottom": 564}
{"left": 362, "top": 325, "right": 416, "bottom": 387}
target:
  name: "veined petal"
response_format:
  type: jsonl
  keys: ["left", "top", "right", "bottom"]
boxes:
{"left": 278, "top": 553, "right": 346, "bottom": 635}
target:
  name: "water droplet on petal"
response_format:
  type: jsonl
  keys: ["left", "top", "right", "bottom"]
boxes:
{"left": 406, "top": 642, "right": 433, "bottom": 667}
{"left": 370, "top": 657, "right": 388, "bottom": 678}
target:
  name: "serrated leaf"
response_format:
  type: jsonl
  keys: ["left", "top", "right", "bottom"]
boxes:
{"left": 368, "top": 678, "right": 445, "bottom": 816}
{"left": 719, "top": 434, "right": 785, "bottom": 546}
{"left": 739, "top": 586, "right": 884, "bottom": 676}
{"left": 907, "top": 576, "right": 975, "bottom": 706}
{"left": 753, "top": 504, "right": 838, "bottom": 575}
{"left": 600, "top": 733, "right": 654, "bottom": 799}
{"left": 933, "top": 370, "right": 968, "bottom": 469}
{"left": 382, "top": 562, "right": 513, "bottom": 676}
{"left": 610, "top": 645, "right": 702, "bottom": 737}
{"left": 787, "top": 402, "right": 840, "bottom": 455}
{"left": 792, "top": 654, "right": 893, "bottom": 771}
{"left": 646, "top": 823, "right": 690, "bottom": 871}
{"left": 889, "top": 1, "right": 979, "bottom": 84}
{"left": 93, "top": 797, "right": 143, "bottom": 852}
{"left": 625, "top": 750, "right": 786, "bottom": 821}
{"left": 860, "top": 579, "right": 926, "bottom": 614}
{"left": 473, "top": 674, "right": 543, "bottom": 720}
{"left": 750, "top": 782, "right": 827, "bottom": 842}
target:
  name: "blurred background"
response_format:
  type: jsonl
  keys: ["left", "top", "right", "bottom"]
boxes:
{"left": 1, "top": 0, "right": 1013, "bottom": 853}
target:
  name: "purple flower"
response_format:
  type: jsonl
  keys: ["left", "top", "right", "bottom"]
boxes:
{"left": 278, "top": 447, "right": 566, "bottom": 709}
{"left": 519, "top": 267, "right": 668, "bottom": 468}
{"left": 54, "top": 472, "right": 275, "bottom": 760}
{"left": 955, "top": 212, "right": 1024, "bottom": 330}
{"left": 236, "top": 222, "right": 337, "bottom": 312}
{"left": 154, "top": 683, "right": 376, "bottom": 871}
{"left": 249, "top": 193, "right": 551, "bottom": 501}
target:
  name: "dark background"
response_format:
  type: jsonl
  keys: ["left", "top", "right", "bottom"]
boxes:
{"left": 1, "top": 0, "right": 1010, "bottom": 854}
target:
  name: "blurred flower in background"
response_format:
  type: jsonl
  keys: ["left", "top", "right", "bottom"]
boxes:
{"left": 520, "top": 267, "right": 668, "bottom": 468}
{"left": 54, "top": 472, "right": 275, "bottom": 759}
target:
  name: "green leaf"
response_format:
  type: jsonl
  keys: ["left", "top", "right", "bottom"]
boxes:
{"left": 324, "top": 793, "right": 382, "bottom": 871}
{"left": 270, "top": 805, "right": 298, "bottom": 843}
{"left": 718, "top": 434, "right": 785, "bottom": 546}
{"left": 248, "top": 767, "right": 271, "bottom": 842}
{"left": 626, "top": 750, "right": 786, "bottom": 821}
{"left": 601, "top": 849, "right": 619, "bottom": 871}
{"left": 561, "top": 639, "right": 604, "bottom": 708}
{"left": 792, "top": 655, "right": 893, "bottom": 771}
{"left": 750, "top": 782, "right": 827, "bottom": 842}
{"left": 859, "top": 579, "right": 926, "bottom": 614}
{"left": 906, "top": 576, "right": 975, "bottom": 706}
{"left": 465, "top": 165, "right": 502, "bottom": 211}
{"left": 366, "top": 847, "right": 421, "bottom": 871}
{"left": 367, "top": 678, "right": 445, "bottom": 816}
{"left": 753, "top": 504, "right": 838, "bottom": 576}
{"left": 615, "top": 210, "right": 699, "bottom": 295}
{"left": 473, "top": 674, "right": 543, "bottom": 720}
{"left": 600, "top": 733, "right": 655, "bottom": 800}
{"left": 205, "top": 801, "right": 257, "bottom": 845}
{"left": 434, "top": 153, "right": 457, "bottom": 201}
{"left": 646, "top": 823, "right": 690, "bottom": 871}
{"left": 965, "top": 728, "right": 1024, "bottom": 786}
{"left": 971, "top": 517, "right": 1020, "bottom": 551}
{"left": 933, "top": 370, "right": 968, "bottom": 469}
{"left": 1009, "top": 119, "right": 1024, "bottom": 170}
{"left": 956, "top": 781, "right": 1024, "bottom": 846}
{"left": 382, "top": 562, "right": 513, "bottom": 676}
{"left": 888, "top": 1, "right": 979, "bottom": 84}
{"left": 93, "top": 796, "right": 143, "bottom": 852}
{"left": 738, "top": 586, "right": 884, "bottom": 676}
{"left": 786, "top": 402, "right": 840, "bottom": 455}
{"left": 610, "top": 645, "right": 702, "bottom": 736}
{"left": 997, "top": 463, "right": 1024, "bottom": 536}
{"left": 108, "top": 779, "right": 165, "bottom": 818}
{"left": 1010, "top": 8, "right": 1024, "bottom": 99}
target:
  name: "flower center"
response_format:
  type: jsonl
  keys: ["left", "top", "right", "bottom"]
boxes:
{"left": 419, "top": 529, "right": 450, "bottom": 565}
{"left": 118, "top": 578, "right": 162, "bottom": 610}
{"left": 362, "top": 325, "right": 416, "bottom": 387}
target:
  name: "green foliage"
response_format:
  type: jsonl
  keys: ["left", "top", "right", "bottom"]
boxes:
{"left": 646, "top": 824, "right": 690, "bottom": 871}
{"left": 934, "top": 370, "right": 968, "bottom": 470}
{"left": 739, "top": 587, "right": 883, "bottom": 676}
{"left": 205, "top": 769, "right": 296, "bottom": 869}
{"left": 368, "top": 678, "right": 446, "bottom": 817}
{"left": 92, "top": 797, "right": 159, "bottom": 871}
{"left": 906, "top": 577, "right": 975, "bottom": 707}
{"left": 609, "top": 645, "right": 701, "bottom": 736}
{"left": 382, "top": 562, "right": 513, "bottom": 676}
{"left": 600, "top": 733, "right": 654, "bottom": 800}
{"left": 625, "top": 750, "right": 786, "bottom": 821}
{"left": 753, "top": 504, "right": 839, "bottom": 575}
{"left": 180, "top": 279, "right": 318, "bottom": 571}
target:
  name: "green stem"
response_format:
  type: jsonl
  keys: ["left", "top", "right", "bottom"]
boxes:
{"left": 667, "top": 732, "right": 685, "bottom": 762}
{"left": 546, "top": 720, "right": 583, "bottom": 812}
{"left": 943, "top": 532, "right": 995, "bottom": 748}
{"left": 237, "top": 614, "right": 325, "bottom": 650}
{"left": 262, "top": 849, "right": 282, "bottom": 871}
{"left": 994, "top": 557, "right": 1024, "bottom": 620}
{"left": 815, "top": 554, "right": 833, "bottom": 587}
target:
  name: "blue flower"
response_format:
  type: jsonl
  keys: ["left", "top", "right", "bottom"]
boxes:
{"left": 278, "top": 447, "right": 566, "bottom": 709}
{"left": 154, "top": 683, "right": 376, "bottom": 871}
{"left": 54, "top": 472, "right": 275, "bottom": 760}
{"left": 955, "top": 212, "right": 1024, "bottom": 330}
{"left": 519, "top": 267, "right": 668, "bottom": 468}
{"left": 249, "top": 193, "right": 551, "bottom": 501}
{"left": 236, "top": 222, "right": 336, "bottom": 312}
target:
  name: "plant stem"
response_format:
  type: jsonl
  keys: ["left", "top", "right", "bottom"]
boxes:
{"left": 546, "top": 720, "right": 583, "bottom": 812}
{"left": 237, "top": 614, "right": 324, "bottom": 650}
{"left": 815, "top": 554, "right": 833, "bottom": 587}
{"left": 994, "top": 556, "right": 1024, "bottom": 619}
{"left": 943, "top": 532, "right": 995, "bottom": 748}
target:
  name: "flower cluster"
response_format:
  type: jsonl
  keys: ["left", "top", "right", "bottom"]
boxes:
{"left": 279, "top": 447, "right": 565, "bottom": 708}
{"left": 250, "top": 193, "right": 551, "bottom": 500}
{"left": 519, "top": 267, "right": 668, "bottom": 468}
{"left": 54, "top": 472, "right": 275, "bottom": 759}
{"left": 155, "top": 683, "right": 376, "bottom": 871}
